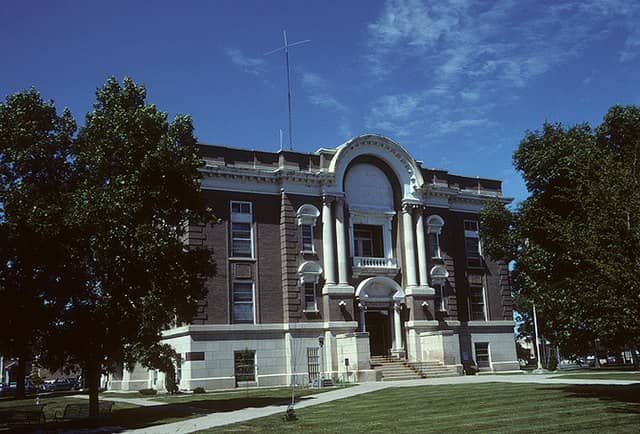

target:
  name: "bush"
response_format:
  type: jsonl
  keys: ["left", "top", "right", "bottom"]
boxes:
{"left": 193, "top": 387, "right": 206, "bottom": 394}
{"left": 139, "top": 388, "right": 158, "bottom": 395}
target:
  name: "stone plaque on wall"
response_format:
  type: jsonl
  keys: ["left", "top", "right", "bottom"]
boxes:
{"left": 233, "top": 263, "right": 253, "bottom": 279}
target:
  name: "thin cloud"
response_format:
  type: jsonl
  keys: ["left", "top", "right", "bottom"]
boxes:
{"left": 301, "top": 71, "right": 353, "bottom": 139}
{"left": 226, "top": 48, "right": 266, "bottom": 75}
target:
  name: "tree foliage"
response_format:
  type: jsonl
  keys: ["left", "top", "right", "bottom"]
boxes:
{"left": 0, "top": 89, "right": 76, "bottom": 397}
{"left": 480, "top": 106, "right": 640, "bottom": 361}
{"left": 0, "top": 78, "right": 217, "bottom": 410}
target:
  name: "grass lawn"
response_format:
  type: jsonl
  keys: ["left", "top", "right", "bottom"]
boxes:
{"left": 552, "top": 372, "right": 640, "bottom": 381}
{"left": 200, "top": 382, "right": 640, "bottom": 433}
{"left": 0, "top": 386, "right": 346, "bottom": 431}
{"left": 151, "top": 385, "right": 349, "bottom": 405}
{"left": 0, "top": 392, "right": 136, "bottom": 422}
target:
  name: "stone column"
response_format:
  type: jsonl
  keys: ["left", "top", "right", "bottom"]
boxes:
{"left": 415, "top": 208, "right": 428, "bottom": 286}
{"left": 335, "top": 197, "right": 349, "bottom": 285}
{"left": 402, "top": 203, "right": 418, "bottom": 287}
{"left": 393, "top": 303, "right": 403, "bottom": 355}
{"left": 322, "top": 196, "right": 336, "bottom": 285}
{"left": 358, "top": 303, "right": 366, "bottom": 332}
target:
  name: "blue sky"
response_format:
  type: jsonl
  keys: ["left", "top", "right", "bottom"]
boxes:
{"left": 2, "top": 0, "right": 640, "bottom": 203}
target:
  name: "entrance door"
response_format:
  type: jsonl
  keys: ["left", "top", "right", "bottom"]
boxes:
{"left": 366, "top": 311, "right": 391, "bottom": 356}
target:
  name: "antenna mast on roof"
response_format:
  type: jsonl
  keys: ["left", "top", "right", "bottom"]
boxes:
{"left": 265, "top": 30, "right": 310, "bottom": 151}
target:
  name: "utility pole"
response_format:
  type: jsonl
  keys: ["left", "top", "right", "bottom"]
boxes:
{"left": 265, "top": 30, "right": 310, "bottom": 150}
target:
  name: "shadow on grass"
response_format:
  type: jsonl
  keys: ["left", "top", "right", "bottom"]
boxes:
{"left": 10, "top": 395, "right": 315, "bottom": 432}
{"left": 554, "top": 383, "right": 640, "bottom": 416}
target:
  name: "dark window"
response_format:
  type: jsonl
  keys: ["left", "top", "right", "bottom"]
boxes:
{"left": 464, "top": 220, "right": 482, "bottom": 267}
{"left": 353, "top": 224, "right": 384, "bottom": 257}
{"left": 301, "top": 224, "right": 314, "bottom": 252}
{"left": 304, "top": 281, "right": 317, "bottom": 311}
{"left": 234, "top": 350, "right": 256, "bottom": 383}
{"left": 232, "top": 281, "right": 254, "bottom": 323}
{"left": 307, "top": 347, "right": 320, "bottom": 384}
{"left": 469, "top": 285, "right": 485, "bottom": 321}
{"left": 231, "top": 201, "right": 253, "bottom": 257}
{"left": 428, "top": 232, "right": 440, "bottom": 258}
{"left": 475, "top": 343, "right": 490, "bottom": 368}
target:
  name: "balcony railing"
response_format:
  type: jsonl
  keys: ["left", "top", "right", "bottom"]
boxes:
{"left": 352, "top": 256, "right": 398, "bottom": 277}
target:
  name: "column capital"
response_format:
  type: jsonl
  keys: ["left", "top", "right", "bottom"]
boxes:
{"left": 401, "top": 201, "right": 422, "bottom": 213}
{"left": 322, "top": 194, "right": 335, "bottom": 205}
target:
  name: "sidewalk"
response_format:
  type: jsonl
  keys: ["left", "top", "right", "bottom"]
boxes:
{"left": 68, "top": 394, "right": 167, "bottom": 407}
{"left": 122, "top": 374, "right": 639, "bottom": 434}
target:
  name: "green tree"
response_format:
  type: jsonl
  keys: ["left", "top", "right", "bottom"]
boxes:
{"left": 56, "top": 77, "right": 216, "bottom": 415}
{"left": 0, "top": 89, "right": 76, "bottom": 398}
{"left": 481, "top": 107, "right": 640, "bottom": 366}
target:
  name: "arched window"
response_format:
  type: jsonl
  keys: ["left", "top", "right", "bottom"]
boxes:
{"left": 430, "top": 265, "right": 449, "bottom": 312}
{"left": 296, "top": 205, "right": 320, "bottom": 253}
{"left": 427, "top": 215, "right": 445, "bottom": 259}
{"left": 298, "top": 261, "right": 323, "bottom": 312}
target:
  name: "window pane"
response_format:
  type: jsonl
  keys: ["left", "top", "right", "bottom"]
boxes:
{"left": 464, "top": 220, "right": 479, "bottom": 231}
{"left": 302, "top": 224, "right": 313, "bottom": 251}
{"left": 233, "top": 303, "right": 253, "bottom": 322}
{"left": 465, "top": 237, "right": 480, "bottom": 257}
{"left": 232, "top": 222, "right": 251, "bottom": 238}
{"left": 304, "top": 282, "right": 317, "bottom": 310}
{"left": 475, "top": 343, "right": 490, "bottom": 368}
{"left": 234, "top": 350, "right": 255, "bottom": 382}
{"left": 233, "top": 282, "right": 254, "bottom": 323}
{"left": 429, "top": 233, "right": 439, "bottom": 258}
{"left": 470, "top": 286, "right": 485, "bottom": 320}
{"left": 232, "top": 239, "right": 252, "bottom": 257}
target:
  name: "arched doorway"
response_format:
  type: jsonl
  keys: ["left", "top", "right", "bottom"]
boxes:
{"left": 356, "top": 277, "right": 405, "bottom": 357}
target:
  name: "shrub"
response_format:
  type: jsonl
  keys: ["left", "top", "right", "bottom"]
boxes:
{"left": 139, "top": 388, "right": 158, "bottom": 395}
{"left": 193, "top": 387, "right": 206, "bottom": 394}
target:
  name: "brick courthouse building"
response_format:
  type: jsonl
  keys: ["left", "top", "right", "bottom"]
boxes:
{"left": 110, "top": 134, "right": 518, "bottom": 391}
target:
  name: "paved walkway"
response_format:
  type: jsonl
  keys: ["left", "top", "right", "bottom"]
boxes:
{"left": 121, "top": 374, "right": 640, "bottom": 434}
{"left": 68, "top": 394, "right": 166, "bottom": 407}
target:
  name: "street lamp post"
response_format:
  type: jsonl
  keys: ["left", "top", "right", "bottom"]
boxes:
{"left": 532, "top": 303, "right": 543, "bottom": 370}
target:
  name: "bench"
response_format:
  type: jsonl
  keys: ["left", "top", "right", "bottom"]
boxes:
{"left": 55, "top": 401, "right": 114, "bottom": 421}
{"left": 0, "top": 404, "right": 47, "bottom": 427}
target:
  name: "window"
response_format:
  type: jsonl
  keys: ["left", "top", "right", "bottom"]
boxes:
{"left": 427, "top": 215, "right": 445, "bottom": 259}
{"left": 307, "top": 347, "right": 320, "bottom": 384}
{"left": 301, "top": 224, "right": 314, "bottom": 252}
{"left": 304, "top": 281, "right": 317, "bottom": 311}
{"left": 353, "top": 224, "right": 383, "bottom": 257}
{"left": 231, "top": 201, "right": 253, "bottom": 258}
{"left": 475, "top": 342, "right": 490, "bottom": 368}
{"left": 298, "top": 261, "right": 322, "bottom": 312}
{"left": 464, "top": 219, "right": 482, "bottom": 267}
{"left": 297, "top": 204, "right": 320, "bottom": 253}
{"left": 234, "top": 350, "right": 256, "bottom": 383}
{"left": 436, "top": 284, "right": 446, "bottom": 312}
{"left": 232, "top": 281, "right": 254, "bottom": 323}
{"left": 469, "top": 285, "right": 486, "bottom": 321}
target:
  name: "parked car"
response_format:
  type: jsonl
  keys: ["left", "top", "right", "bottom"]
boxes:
{"left": 0, "top": 381, "right": 39, "bottom": 396}
{"left": 41, "top": 378, "right": 77, "bottom": 392}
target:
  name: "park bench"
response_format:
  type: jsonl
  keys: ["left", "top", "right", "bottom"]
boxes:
{"left": 0, "top": 404, "right": 47, "bottom": 427}
{"left": 55, "top": 401, "right": 114, "bottom": 421}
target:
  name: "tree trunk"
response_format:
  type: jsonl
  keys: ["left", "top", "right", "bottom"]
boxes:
{"left": 86, "top": 357, "right": 101, "bottom": 417}
{"left": 15, "top": 355, "right": 26, "bottom": 399}
{"left": 632, "top": 347, "right": 639, "bottom": 371}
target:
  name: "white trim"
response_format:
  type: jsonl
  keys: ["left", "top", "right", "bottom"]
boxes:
{"left": 467, "top": 320, "right": 515, "bottom": 327}
{"left": 161, "top": 321, "right": 359, "bottom": 338}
